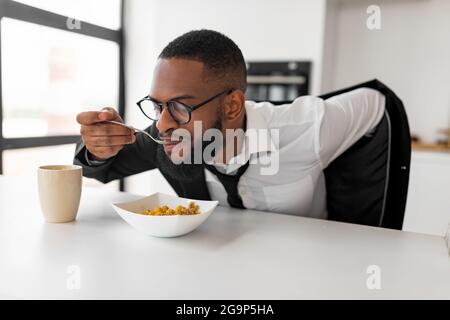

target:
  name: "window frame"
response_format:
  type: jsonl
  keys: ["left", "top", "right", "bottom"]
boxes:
{"left": 0, "top": 0, "right": 125, "bottom": 191}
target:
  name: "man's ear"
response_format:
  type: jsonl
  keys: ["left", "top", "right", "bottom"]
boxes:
{"left": 223, "top": 90, "right": 245, "bottom": 122}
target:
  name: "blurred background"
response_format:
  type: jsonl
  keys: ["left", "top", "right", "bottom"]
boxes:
{"left": 0, "top": 0, "right": 449, "bottom": 236}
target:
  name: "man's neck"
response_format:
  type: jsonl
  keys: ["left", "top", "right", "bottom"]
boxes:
{"left": 215, "top": 112, "right": 247, "bottom": 166}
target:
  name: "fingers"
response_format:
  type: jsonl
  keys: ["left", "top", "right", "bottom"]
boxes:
{"left": 82, "top": 132, "right": 136, "bottom": 160}
{"left": 76, "top": 107, "right": 122, "bottom": 125}
{"left": 80, "top": 123, "right": 134, "bottom": 136}
{"left": 76, "top": 111, "right": 103, "bottom": 125}
{"left": 100, "top": 107, "right": 118, "bottom": 114}
{"left": 86, "top": 134, "right": 136, "bottom": 147}
{"left": 98, "top": 107, "right": 122, "bottom": 122}
{"left": 87, "top": 146, "right": 124, "bottom": 160}
{"left": 77, "top": 107, "right": 132, "bottom": 161}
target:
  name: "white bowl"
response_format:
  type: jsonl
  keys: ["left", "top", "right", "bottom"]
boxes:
{"left": 112, "top": 192, "right": 219, "bottom": 237}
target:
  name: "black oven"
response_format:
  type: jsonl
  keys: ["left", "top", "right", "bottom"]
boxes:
{"left": 245, "top": 61, "right": 311, "bottom": 102}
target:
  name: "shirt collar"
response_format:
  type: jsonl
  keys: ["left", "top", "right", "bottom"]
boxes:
{"left": 209, "top": 101, "right": 277, "bottom": 174}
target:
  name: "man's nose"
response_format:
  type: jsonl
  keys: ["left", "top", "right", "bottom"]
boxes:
{"left": 155, "top": 107, "right": 178, "bottom": 135}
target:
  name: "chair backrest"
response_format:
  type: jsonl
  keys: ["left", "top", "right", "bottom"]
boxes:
{"left": 268, "top": 79, "right": 411, "bottom": 229}
{"left": 323, "top": 111, "right": 392, "bottom": 227}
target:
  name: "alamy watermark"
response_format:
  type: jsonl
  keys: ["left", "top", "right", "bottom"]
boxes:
{"left": 366, "top": 5, "right": 381, "bottom": 30}
{"left": 66, "top": 265, "right": 81, "bottom": 290}
{"left": 366, "top": 264, "right": 381, "bottom": 290}
{"left": 165, "top": 121, "right": 280, "bottom": 175}
{"left": 66, "top": 17, "right": 81, "bottom": 30}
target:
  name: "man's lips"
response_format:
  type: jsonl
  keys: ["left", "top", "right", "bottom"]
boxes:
{"left": 161, "top": 137, "right": 182, "bottom": 152}
{"left": 160, "top": 137, "right": 181, "bottom": 144}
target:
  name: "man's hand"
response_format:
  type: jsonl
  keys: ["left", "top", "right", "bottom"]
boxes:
{"left": 76, "top": 107, "right": 136, "bottom": 161}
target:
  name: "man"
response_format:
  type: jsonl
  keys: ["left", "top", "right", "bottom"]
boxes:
{"left": 74, "top": 29, "right": 385, "bottom": 219}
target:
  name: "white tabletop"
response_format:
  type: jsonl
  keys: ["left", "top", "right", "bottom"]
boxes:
{"left": 0, "top": 175, "right": 449, "bottom": 299}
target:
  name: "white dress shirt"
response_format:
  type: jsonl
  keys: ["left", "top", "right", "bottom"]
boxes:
{"left": 205, "top": 88, "right": 386, "bottom": 219}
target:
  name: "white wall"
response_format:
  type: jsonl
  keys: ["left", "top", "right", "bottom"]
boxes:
{"left": 323, "top": 0, "right": 450, "bottom": 143}
{"left": 123, "top": 0, "right": 327, "bottom": 195}
{"left": 320, "top": 0, "right": 338, "bottom": 94}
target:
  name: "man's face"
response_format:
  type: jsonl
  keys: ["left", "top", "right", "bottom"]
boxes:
{"left": 149, "top": 58, "right": 224, "bottom": 157}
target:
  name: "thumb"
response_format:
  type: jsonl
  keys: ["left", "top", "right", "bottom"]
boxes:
{"left": 98, "top": 107, "right": 120, "bottom": 121}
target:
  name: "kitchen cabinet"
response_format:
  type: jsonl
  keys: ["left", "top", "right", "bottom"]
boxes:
{"left": 403, "top": 151, "right": 450, "bottom": 236}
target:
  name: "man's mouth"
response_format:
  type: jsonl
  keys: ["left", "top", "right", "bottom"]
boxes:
{"left": 161, "top": 137, "right": 182, "bottom": 153}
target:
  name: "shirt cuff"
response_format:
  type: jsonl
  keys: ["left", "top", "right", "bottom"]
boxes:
{"left": 84, "top": 149, "right": 107, "bottom": 167}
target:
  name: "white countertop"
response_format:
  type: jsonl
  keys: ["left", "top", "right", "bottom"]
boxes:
{"left": 0, "top": 175, "right": 449, "bottom": 299}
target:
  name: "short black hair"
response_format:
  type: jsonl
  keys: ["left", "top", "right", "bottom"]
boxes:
{"left": 159, "top": 29, "right": 247, "bottom": 92}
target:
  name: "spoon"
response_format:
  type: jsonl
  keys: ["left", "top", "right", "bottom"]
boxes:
{"left": 101, "top": 120, "right": 171, "bottom": 145}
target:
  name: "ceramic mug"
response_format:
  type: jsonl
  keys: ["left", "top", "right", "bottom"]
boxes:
{"left": 37, "top": 165, "right": 82, "bottom": 223}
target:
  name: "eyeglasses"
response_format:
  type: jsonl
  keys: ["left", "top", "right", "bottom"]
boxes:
{"left": 136, "top": 89, "right": 233, "bottom": 125}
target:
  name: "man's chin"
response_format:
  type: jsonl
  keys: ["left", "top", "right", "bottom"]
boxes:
{"left": 156, "top": 145, "right": 202, "bottom": 182}
{"left": 163, "top": 141, "right": 179, "bottom": 155}
{"left": 163, "top": 148, "right": 172, "bottom": 157}
{"left": 164, "top": 148, "right": 189, "bottom": 164}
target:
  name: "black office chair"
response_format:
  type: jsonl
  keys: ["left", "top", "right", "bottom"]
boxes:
{"left": 268, "top": 79, "right": 411, "bottom": 230}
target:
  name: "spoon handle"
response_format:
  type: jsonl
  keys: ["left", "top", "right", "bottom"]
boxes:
{"left": 103, "top": 120, "right": 134, "bottom": 130}
{"left": 101, "top": 120, "right": 167, "bottom": 145}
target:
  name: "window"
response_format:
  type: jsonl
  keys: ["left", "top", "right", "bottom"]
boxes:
{"left": 2, "top": 18, "right": 120, "bottom": 138}
{"left": 12, "top": 0, "right": 121, "bottom": 30}
{"left": 2, "top": 144, "right": 120, "bottom": 190}
{"left": 0, "top": 0, "right": 124, "bottom": 190}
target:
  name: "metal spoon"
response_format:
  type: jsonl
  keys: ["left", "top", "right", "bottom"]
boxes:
{"left": 101, "top": 120, "right": 171, "bottom": 145}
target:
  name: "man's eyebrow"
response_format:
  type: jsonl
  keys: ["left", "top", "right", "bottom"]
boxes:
{"left": 148, "top": 94, "right": 196, "bottom": 103}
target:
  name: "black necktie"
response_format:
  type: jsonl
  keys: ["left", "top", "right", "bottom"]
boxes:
{"left": 204, "top": 161, "right": 250, "bottom": 209}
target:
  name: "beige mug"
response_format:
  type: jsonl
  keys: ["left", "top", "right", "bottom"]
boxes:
{"left": 38, "top": 165, "right": 82, "bottom": 223}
